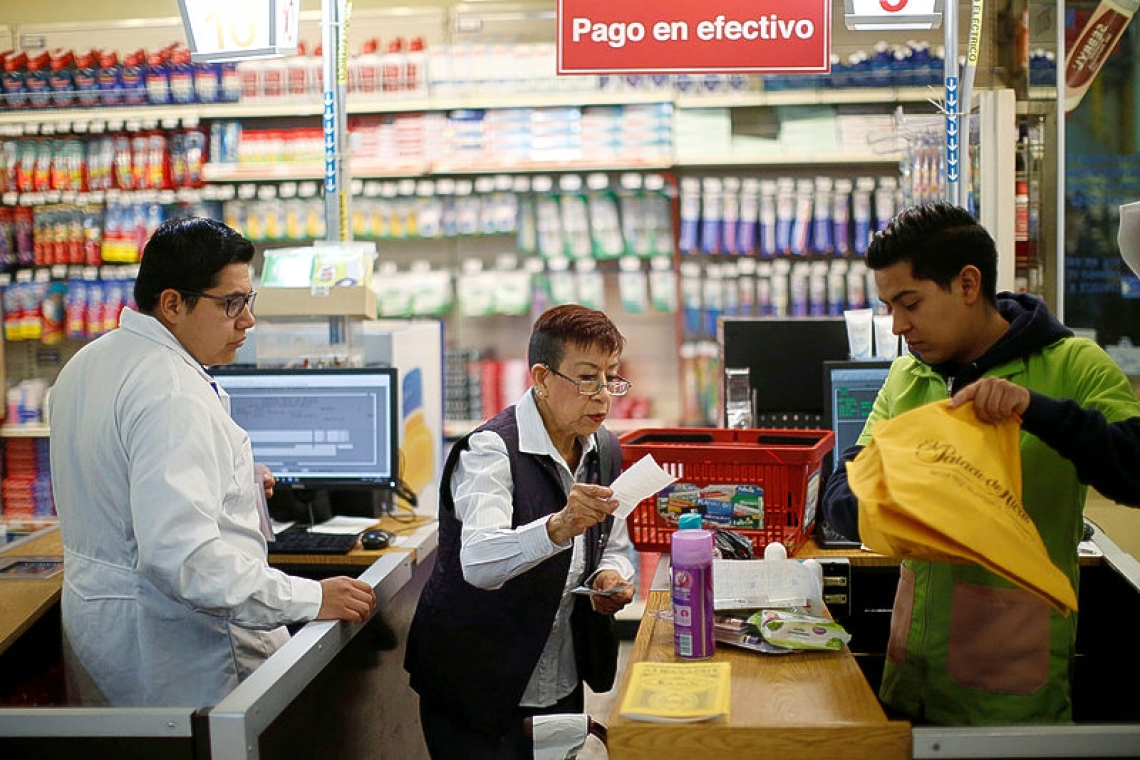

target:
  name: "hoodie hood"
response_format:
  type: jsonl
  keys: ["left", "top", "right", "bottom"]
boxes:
{"left": 930, "top": 291, "right": 1072, "bottom": 392}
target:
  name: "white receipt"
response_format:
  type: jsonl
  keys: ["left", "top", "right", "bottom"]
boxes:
{"left": 610, "top": 454, "right": 678, "bottom": 520}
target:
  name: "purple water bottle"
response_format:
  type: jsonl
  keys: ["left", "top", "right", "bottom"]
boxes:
{"left": 672, "top": 512, "right": 715, "bottom": 659}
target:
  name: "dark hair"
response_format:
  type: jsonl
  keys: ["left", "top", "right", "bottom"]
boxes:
{"left": 866, "top": 201, "right": 999, "bottom": 304}
{"left": 133, "top": 217, "right": 255, "bottom": 313}
{"left": 527, "top": 304, "right": 625, "bottom": 368}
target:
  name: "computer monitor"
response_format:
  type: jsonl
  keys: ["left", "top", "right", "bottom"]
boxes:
{"left": 822, "top": 360, "right": 892, "bottom": 473}
{"left": 212, "top": 366, "right": 400, "bottom": 521}
{"left": 720, "top": 317, "right": 850, "bottom": 428}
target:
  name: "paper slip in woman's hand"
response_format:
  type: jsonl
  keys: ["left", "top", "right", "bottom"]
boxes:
{"left": 611, "top": 455, "right": 678, "bottom": 519}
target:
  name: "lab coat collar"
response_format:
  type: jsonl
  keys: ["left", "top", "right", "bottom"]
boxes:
{"left": 118, "top": 308, "right": 218, "bottom": 389}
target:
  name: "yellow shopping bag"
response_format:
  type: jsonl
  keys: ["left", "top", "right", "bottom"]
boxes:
{"left": 848, "top": 399, "right": 1078, "bottom": 614}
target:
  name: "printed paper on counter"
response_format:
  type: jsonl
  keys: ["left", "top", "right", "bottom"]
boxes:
{"left": 610, "top": 454, "right": 678, "bottom": 520}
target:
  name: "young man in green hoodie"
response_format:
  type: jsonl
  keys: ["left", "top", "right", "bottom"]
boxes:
{"left": 822, "top": 201, "right": 1140, "bottom": 725}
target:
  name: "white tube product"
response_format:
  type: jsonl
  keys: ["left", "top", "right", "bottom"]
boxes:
{"left": 844, "top": 308, "right": 874, "bottom": 360}
{"left": 873, "top": 313, "right": 899, "bottom": 360}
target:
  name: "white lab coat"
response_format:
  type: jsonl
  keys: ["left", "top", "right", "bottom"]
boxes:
{"left": 49, "top": 308, "right": 322, "bottom": 707}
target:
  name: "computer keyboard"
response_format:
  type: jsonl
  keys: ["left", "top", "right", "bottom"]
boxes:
{"left": 268, "top": 528, "right": 360, "bottom": 555}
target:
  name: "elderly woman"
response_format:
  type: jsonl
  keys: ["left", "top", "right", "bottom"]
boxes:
{"left": 405, "top": 304, "right": 637, "bottom": 759}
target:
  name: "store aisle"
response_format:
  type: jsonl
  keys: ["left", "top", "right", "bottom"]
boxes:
{"left": 578, "top": 639, "right": 634, "bottom": 759}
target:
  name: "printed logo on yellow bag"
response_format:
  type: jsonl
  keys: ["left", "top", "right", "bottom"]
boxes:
{"left": 848, "top": 399, "right": 1078, "bottom": 614}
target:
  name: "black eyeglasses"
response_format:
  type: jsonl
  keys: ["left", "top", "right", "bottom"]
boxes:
{"left": 542, "top": 364, "right": 632, "bottom": 397}
{"left": 178, "top": 290, "right": 258, "bottom": 319}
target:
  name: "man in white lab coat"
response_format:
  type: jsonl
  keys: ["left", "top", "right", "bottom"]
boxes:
{"left": 48, "top": 217, "right": 376, "bottom": 708}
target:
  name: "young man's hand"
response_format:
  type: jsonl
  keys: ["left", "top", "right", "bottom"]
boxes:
{"left": 949, "top": 377, "right": 1031, "bottom": 424}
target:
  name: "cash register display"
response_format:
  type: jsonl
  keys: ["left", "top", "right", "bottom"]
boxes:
{"left": 822, "top": 360, "right": 892, "bottom": 472}
{"left": 212, "top": 366, "right": 399, "bottom": 489}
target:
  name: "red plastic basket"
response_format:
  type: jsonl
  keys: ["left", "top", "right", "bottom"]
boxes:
{"left": 618, "top": 427, "right": 834, "bottom": 557}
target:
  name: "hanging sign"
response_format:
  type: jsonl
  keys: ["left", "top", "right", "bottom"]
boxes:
{"left": 844, "top": 0, "right": 943, "bottom": 31}
{"left": 556, "top": 0, "right": 831, "bottom": 75}
{"left": 178, "top": 0, "right": 300, "bottom": 62}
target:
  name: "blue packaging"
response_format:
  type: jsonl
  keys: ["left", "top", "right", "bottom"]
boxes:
{"left": 678, "top": 177, "right": 701, "bottom": 254}
{"left": 852, "top": 178, "right": 875, "bottom": 255}
{"left": 121, "top": 52, "right": 148, "bottom": 106}
{"left": 812, "top": 176, "right": 834, "bottom": 254}
{"left": 758, "top": 180, "right": 777, "bottom": 257}
{"left": 775, "top": 179, "right": 795, "bottom": 255}
{"left": 832, "top": 178, "right": 853, "bottom": 256}
{"left": 737, "top": 178, "right": 759, "bottom": 256}
{"left": 720, "top": 177, "right": 740, "bottom": 255}
{"left": 145, "top": 50, "right": 171, "bottom": 105}
{"left": 790, "top": 179, "right": 814, "bottom": 256}
{"left": 699, "top": 177, "right": 723, "bottom": 255}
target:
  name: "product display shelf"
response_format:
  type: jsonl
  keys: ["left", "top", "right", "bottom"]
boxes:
{"left": 673, "top": 85, "right": 938, "bottom": 109}
{"left": 0, "top": 424, "right": 50, "bottom": 439}
{"left": 0, "top": 87, "right": 943, "bottom": 133}
{"left": 673, "top": 152, "right": 901, "bottom": 168}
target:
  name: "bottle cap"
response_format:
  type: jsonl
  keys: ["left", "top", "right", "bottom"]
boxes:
{"left": 678, "top": 512, "right": 702, "bottom": 530}
{"left": 672, "top": 526, "right": 713, "bottom": 566}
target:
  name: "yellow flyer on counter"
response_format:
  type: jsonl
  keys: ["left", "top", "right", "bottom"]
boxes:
{"left": 618, "top": 661, "right": 731, "bottom": 723}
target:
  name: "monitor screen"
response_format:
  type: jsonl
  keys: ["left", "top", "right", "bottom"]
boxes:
{"left": 822, "top": 360, "right": 892, "bottom": 472}
{"left": 212, "top": 366, "right": 399, "bottom": 489}
{"left": 720, "top": 318, "right": 850, "bottom": 428}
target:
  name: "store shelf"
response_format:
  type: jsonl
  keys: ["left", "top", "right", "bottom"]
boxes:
{"left": 203, "top": 157, "right": 672, "bottom": 182}
{"left": 674, "top": 85, "right": 939, "bottom": 109}
{"left": 674, "top": 152, "right": 901, "bottom": 167}
{"left": 0, "top": 87, "right": 946, "bottom": 133}
{"left": 0, "top": 424, "right": 50, "bottom": 439}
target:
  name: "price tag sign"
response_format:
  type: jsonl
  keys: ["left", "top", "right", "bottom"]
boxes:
{"left": 178, "top": 0, "right": 299, "bottom": 62}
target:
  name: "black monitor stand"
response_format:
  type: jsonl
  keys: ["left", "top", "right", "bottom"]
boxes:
{"left": 269, "top": 487, "right": 393, "bottom": 525}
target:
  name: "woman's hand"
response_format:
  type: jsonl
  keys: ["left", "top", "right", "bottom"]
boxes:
{"left": 590, "top": 569, "right": 636, "bottom": 615}
{"left": 547, "top": 483, "right": 618, "bottom": 546}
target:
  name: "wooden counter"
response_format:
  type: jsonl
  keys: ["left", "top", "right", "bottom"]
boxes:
{"left": 606, "top": 588, "right": 911, "bottom": 760}
{"left": 0, "top": 527, "right": 63, "bottom": 656}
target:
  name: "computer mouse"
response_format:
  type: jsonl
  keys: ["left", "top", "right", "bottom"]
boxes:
{"left": 361, "top": 529, "right": 391, "bottom": 551}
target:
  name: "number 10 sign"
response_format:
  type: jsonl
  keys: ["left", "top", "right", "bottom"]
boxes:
{"left": 178, "top": 0, "right": 300, "bottom": 62}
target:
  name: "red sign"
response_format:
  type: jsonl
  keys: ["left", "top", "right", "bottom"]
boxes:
{"left": 557, "top": 0, "right": 832, "bottom": 75}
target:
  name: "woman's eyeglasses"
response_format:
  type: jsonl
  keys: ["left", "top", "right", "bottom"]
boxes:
{"left": 178, "top": 290, "right": 258, "bottom": 319}
{"left": 542, "top": 364, "right": 632, "bottom": 396}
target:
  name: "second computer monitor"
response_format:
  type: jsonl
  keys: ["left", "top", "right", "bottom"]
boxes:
{"left": 822, "top": 360, "right": 893, "bottom": 473}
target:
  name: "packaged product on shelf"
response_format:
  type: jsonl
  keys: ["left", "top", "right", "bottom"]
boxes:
{"left": 354, "top": 39, "right": 381, "bottom": 94}
{"left": 25, "top": 52, "right": 52, "bottom": 109}
{"left": 64, "top": 279, "right": 87, "bottom": 340}
{"left": 812, "top": 177, "right": 834, "bottom": 254}
{"left": 0, "top": 207, "right": 13, "bottom": 270}
{"left": 586, "top": 174, "right": 623, "bottom": 259}
{"left": 96, "top": 51, "right": 122, "bottom": 106}
{"left": 852, "top": 176, "right": 875, "bottom": 254}
{"left": 2, "top": 52, "right": 30, "bottom": 110}
{"left": 648, "top": 256, "right": 677, "bottom": 313}
{"left": 574, "top": 258, "right": 604, "bottom": 310}
{"left": 790, "top": 178, "right": 814, "bottom": 256}
{"left": 789, "top": 260, "right": 810, "bottom": 317}
{"left": 827, "top": 260, "right": 848, "bottom": 316}
{"left": 24, "top": 141, "right": 43, "bottom": 192}
{"left": 193, "top": 59, "right": 220, "bottom": 103}
{"left": 737, "top": 178, "right": 760, "bottom": 256}
{"left": 145, "top": 49, "right": 173, "bottom": 105}
{"left": 698, "top": 177, "right": 722, "bottom": 256}
{"left": 381, "top": 38, "right": 406, "bottom": 93}
{"left": 677, "top": 177, "right": 700, "bottom": 255}
{"left": 720, "top": 177, "right": 740, "bottom": 255}
{"left": 758, "top": 180, "right": 777, "bottom": 257}
{"left": 774, "top": 178, "right": 795, "bottom": 255}
{"left": 48, "top": 49, "right": 76, "bottom": 109}
{"left": 832, "top": 178, "right": 853, "bottom": 255}
{"left": 168, "top": 47, "right": 195, "bottom": 105}
{"left": 36, "top": 282, "right": 62, "bottom": 344}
